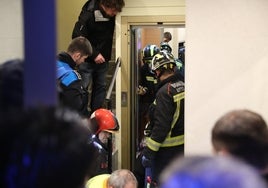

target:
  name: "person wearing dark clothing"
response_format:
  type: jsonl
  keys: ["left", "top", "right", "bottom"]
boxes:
{"left": 137, "top": 44, "right": 160, "bottom": 147}
{"left": 141, "top": 51, "right": 185, "bottom": 186}
{"left": 89, "top": 108, "right": 119, "bottom": 176}
{"left": 0, "top": 106, "right": 99, "bottom": 188}
{"left": 134, "top": 45, "right": 159, "bottom": 188}
{"left": 72, "top": 0, "right": 125, "bottom": 113}
{"left": 57, "top": 36, "right": 92, "bottom": 117}
{"left": 0, "top": 59, "right": 24, "bottom": 112}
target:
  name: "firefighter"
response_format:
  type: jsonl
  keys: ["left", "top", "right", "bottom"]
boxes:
{"left": 137, "top": 44, "right": 160, "bottom": 149}
{"left": 88, "top": 108, "right": 119, "bottom": 177}
{"left": 141, "top": 51, "right": 185, "bottom": 186}
{"left": 134, "top": 45, "right": 160, "bottom": 188}
{"left": 160, "top": 42, "right": 185, "bottom": 79}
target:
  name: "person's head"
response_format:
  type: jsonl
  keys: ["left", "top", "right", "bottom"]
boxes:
{"left": 163, "top": 31, "right": 172, "bottom": 43}
{"left": 100, "top": 0, "right": 125, "bottom": 17}
{"left": 108, "top": 169, "right": 138, "bottom": 188}
{"left": 160, "top": 156, "right": 267, "bottom": 188}
{"left": 151, "top": 51, "right": 176, "bottom": 80}
{"left": 0, "top": 59, "right": 24, "bottom": 112}
{"left": 1, "top": 106, "right": 98, "bottom": 188}
{"left": 89, "top": 108, "right": 119, "bottom": 143}
{"left": 142, "top": 44, "right": 160, "bottom": 64}
{"left": 67, "top": 36, "right": 92, "bottom": 65}
{"left": 212, "top": 109, "right": 268, "bottom": 171}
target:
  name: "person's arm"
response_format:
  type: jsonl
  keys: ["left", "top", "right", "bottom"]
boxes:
{"left": 63, "top": 80, "right": 90, "bottom": 117}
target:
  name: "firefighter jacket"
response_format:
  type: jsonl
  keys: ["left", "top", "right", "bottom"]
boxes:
{"left": 143, "top": 70, "right": 185, "bottom": 158}
{"left": 72, "top": 0, "right": 115, "bottom": 62}
{"left": 57, "top": 52, "right": 89, "bottom": 117}
{"left": 139, "top": 63, "right": 158, "bottom": 104}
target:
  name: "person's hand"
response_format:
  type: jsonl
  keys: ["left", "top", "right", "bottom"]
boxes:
{"left": 142, "top": 155, "right": 152, "bottom": 168}
{"left": 137, "top": 85, "right": 148, "bottom": 95}
{"left": 94, "top": 54, "right": 105, "bottom": 64}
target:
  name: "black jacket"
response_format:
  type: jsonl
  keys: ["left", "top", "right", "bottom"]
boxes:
{"left": 147, "top": 70, "right": 184, "bottom": 149}
{"left": 91, "top": 136, "right": 111, "bottom": 177}
{"left": 139, "top": 63, "right": 157, "bottom": 104}
{"left": 143, "top": 70, "right": 185, "bottom": 182}
{"left": 72, "top": 0, "right": 115, "bottom": 62}
{"left": 57, "top": 52, "right": 89, "bottom": 117}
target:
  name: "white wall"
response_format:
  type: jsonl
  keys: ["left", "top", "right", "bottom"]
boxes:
{"left": 0, "top": 0, "right": 23, "bottom": 64}
{"left": 186, "top": 0, "right": 268, "bottom": 155}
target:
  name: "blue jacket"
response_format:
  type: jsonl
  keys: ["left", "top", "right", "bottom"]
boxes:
{"left": 57, "top": 52, "right": 89, "bottom": 117}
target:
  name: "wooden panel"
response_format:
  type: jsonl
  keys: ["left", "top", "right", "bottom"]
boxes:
{"left": 142, "top": 28, "right": 162, "bottom": 49}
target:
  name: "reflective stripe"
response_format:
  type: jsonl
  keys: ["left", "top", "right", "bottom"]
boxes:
{"left": 169, "top": 91, "right": 184, "bottom": 131}
{"left": 146, "top": 135, "right": 184, "bottom": 151}
{"left": 173, "top": 92, "right": 184, "bottom": 102}
{"left": 146, "top": 76, "right": 155, "bottom": 82}
{"left": 161, "top": 134, "right": 184, "bottom": 147}
{"left": 146, "top": 137, "right": 161, "bottom": 151}
{"left": 146, "top": 91, "right": 184, "bottom": 152}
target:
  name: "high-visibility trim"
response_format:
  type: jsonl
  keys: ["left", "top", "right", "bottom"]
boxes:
{"left": 173, "top": 92, "right": 184, "bottom": 102}
{"left": 169, "top": 91, "right": 184, "bottom": 131}
{"left": 146, "top": 135, "right": 184, "bottom": 151}
{"left": 146, "top": 76, "right": 155, "bottom": 82}
{"left": 146, "top": 91, "right": 184, "bottom": 152}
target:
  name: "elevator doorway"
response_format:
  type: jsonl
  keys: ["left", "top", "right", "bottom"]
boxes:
{"left": 120, "top": 16, "right": 185, "bottom": 170}
{"left": 130, "top": 25, "right": 186, "bottom": 170}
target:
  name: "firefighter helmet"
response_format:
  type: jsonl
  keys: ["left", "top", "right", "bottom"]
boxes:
{"left": 142, "top": 44, "right": 160, "bottom": 61}
{"left": 160, "top": 42, "right": 172, "bottom": 53}
{"left": 151, "top": 51, "right": 176, "bottom": 71}
{"left": 90, "top": 108, "right": 119, "bottom": 134}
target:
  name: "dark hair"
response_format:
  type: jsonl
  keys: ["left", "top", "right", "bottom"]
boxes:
{"left": 100, "top": 0, "right": 125, "bottom": 12}
{"left": 163, "top": 32, "right": 172, "bottom": 42}
{"left": 212, "top": 109, "right": 268, "bottom": 170}
{"left": 67, "top": 36, "right": 92, "bottom": 56}
{"left": 1, "top": 106, "right": 98, "bottom": 188}
{"left": 0, "top": 59, "right": 24, "bottom": 112}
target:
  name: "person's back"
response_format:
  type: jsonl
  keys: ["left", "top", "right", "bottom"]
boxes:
{"left": 211, "top": 109, "right": 268, "bottom": 182}
{"left": 141, "top": 51, "right": 185, "bottom": 185}
{"left": 160, "top": 156, "right": 268, "bottom": 188}
{"left": 1, "top": 106, "right": 98, "bottom": 188}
